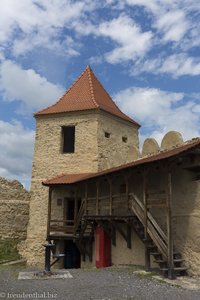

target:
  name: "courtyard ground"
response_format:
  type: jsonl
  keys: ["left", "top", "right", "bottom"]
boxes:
{"left": 0, "top": 265, "right": 200, "bottom": 300}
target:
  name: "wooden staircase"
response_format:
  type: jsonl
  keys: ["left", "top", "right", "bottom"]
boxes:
{"left": 73, "top": 200, "right": 94, "bottom": 261}
{"left": 129, "top": 193, "right": 187, "bottom": 278}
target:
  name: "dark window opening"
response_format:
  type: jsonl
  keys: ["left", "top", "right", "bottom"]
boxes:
{"left": 62, "top": 126, "right": 75, "bottom": 153}
{"left": 105, "top": 132, "right": 110, "bottom": 138}
{"left": 122, "top": 136, "right": 127, "bottom": 143}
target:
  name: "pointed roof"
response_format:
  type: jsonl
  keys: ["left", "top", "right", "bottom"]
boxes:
{"left": 35, "top": 66, "right": 140, "bottom": 126}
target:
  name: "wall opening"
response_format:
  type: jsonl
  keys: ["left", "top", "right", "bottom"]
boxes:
{"left": 64, "top": 240, "right": 80, "bottom": 268}
{"left": 62, "top": 126, "right": 75, "bottom": 153}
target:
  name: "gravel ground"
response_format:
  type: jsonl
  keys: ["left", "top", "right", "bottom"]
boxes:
{"left": 0, "top": 265, "right": 200, "bottom": 300}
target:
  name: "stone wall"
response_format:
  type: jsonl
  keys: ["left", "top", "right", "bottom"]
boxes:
{"left": 97, "top": 111, "right": 139, "bottom": 170}
{"left": 171, "top": 163, "right": 200, "bottom": 276}
{"left": 0, "top": 177, "right": 30, "bottom": 240}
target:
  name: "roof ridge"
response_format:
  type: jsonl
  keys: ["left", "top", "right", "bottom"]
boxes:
{"left": 88, "top": 66, "right": 133, "bottom": 112}
{"left": 86, "top": 66, "right": 99, "bottom": 108}
{"left": 34, "top": 67, "right": 89, "bottom": 116}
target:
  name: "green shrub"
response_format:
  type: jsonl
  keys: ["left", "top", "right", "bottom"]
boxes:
{"left": 0, "top": 239, "right": 20, "bottom": 262}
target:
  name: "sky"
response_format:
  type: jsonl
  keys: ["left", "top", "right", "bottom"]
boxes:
{"left": 0, "top": 0, "right": 200, "bottom": 188}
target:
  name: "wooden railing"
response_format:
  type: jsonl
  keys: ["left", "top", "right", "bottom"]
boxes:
{"left": 49, "top": 219, "right": 75, "bottom": 233}
{"left": 129, "top": 193, "right": 168, "bottom": 259}
{"left": 85, "top": 193, "right": 129, "bottom": 216}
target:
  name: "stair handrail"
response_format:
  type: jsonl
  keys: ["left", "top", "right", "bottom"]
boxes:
{"left": 129, "top": 192, "right": 168, "bottom": 258}
{"left": 74, "top": 199, "right": 85, "bottom": 235}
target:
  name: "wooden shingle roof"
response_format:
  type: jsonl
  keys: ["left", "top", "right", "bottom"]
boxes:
{"left": 35, "top": 66, "right": 140, "bottom": 126}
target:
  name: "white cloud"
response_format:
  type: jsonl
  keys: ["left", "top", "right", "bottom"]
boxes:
{"left": 0, "top": 60, "right": 64, "bottom": 113}
{"left": 155, "top": 10, "right": 189, "bottom": 42}
{"left": 0, "top": 120, "right": 35, "bottom": 184}
{"left": 114, "top": 87, "right": 200, "bottom": 144}
{"left": 98, "top": 15, "right": 153, "bottom": 63}
{"left": 124, "top": 0, "right": 198, "bottom": 46}
{"left": 0, "top": 0, "right": 94, "bottom": 57}
{"left": 132, "top": 54, "right": 200, "bottom": 77}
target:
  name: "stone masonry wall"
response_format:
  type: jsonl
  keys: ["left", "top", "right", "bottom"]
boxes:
{"left": 23, "top": 111, "right": 100, "bottom": 266}
{"left": 171, "top": 163, "right": 200, "bottom": 276}
{"left": 0, "top": 177, "right": 30, "bottom": 240}
{"left": 97, "top": 111, "right": 139, "bottom": 170}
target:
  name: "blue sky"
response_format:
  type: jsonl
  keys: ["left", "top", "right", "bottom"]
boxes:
{"left": 0, "top": 0, "right": 200, "bottom": 188}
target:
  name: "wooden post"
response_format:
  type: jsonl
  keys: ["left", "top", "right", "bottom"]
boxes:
{"left": 109, "top": 178, "right": 113, "bottom": 216}
{"left": 74, "top": 186, "right": 78, "bottom": 220}
{"left": 124, "top": 174, "right": 129, "bottom": 210}
{"left": 47, "top": 186, "right": 53, "bottom": 239}
{"left": 96, "top": 181, "right": 99, "bottom": 215}
{"left": 143, "top": 170, "right": 150, "bottom": 271}
{"left": 167, "top": 171, "right": 174, "bottom": 279}
{"left": 85, "top": 183, "right": 88, "bottom": 215}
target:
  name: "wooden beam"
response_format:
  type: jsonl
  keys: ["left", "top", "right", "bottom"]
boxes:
{"left": 111, "top": 225, "right": 116, "bottom": 246}
{"left": 166, "top": 171, "right": 174, "bottom": 279}
{"left": 143, "top": 170, "right": 150, "bottom": 271}
{"left": 108, "top": 178, "right": 113, "bottom": 216}
{"left": 96, "top": 181, "right": 99, "bottom": 215}
{"left": 47, "top": 186, "right": 53, "bottom": 238}
{"left": 85, "top": 183, "right": 88, "bottom": 215}
{"left": 123, "top": 174, "right": 129, "bottom": 210}
{"left": 74, "top": 186, "right": 78, "bottom": 220}
{"left": 127, "top": 223, "right": 132, "bottom": 249}
{"left": 111, "top": 220, "right": 131, "bottom": 248}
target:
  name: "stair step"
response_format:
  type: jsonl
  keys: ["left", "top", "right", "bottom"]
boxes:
{"left": 147, "top": 245, "right": 157, "bottom": 249}
{"left": 174, "top": 259, "right": 184, "bottom": 263}
{"left": 160, "top": 267, "right": 187, "bottom": 272}
{"left": 150, "top": 252, "right": 162, "bottom": 256}
{"left": 155, "top": 258, "right": 184, "bottom": 264}
{"left": 154, "top": 260, "right": 167, "bottom": 264}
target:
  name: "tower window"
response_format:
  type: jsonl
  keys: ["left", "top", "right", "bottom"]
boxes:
{"left": 122, "top": 136, "right": 127, "bottom": 143}
{"left": 105, "top": 132, "right": 110, "bottom": 138}
{"left": 62, "top": 126, "right": 75, "bottom": 153}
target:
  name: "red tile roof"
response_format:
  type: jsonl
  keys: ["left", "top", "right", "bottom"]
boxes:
{"left": 35, "top": 66, "right": 140, "bottom": 126}
{"left": 43, "top": 173, "right": 94, "bottom": 185}
{"left": 43, "top": 138, "right": 200, "bottom": 186}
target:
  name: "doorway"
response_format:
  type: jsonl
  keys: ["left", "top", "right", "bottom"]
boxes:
{"left": 64, "top": 240, "right": 80, "bottom": 268}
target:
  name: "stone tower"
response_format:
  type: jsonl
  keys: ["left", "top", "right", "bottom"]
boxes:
{"left": 22, "top": 66, "right": 140, "bottom": 266}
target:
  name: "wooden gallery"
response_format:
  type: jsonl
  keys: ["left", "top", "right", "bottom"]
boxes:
{"left": 23, "top": 66, "right": 200, "bottom": 279}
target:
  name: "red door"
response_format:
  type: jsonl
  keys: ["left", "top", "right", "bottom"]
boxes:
{"left": 96, "top": 227, "right": 111, "bottom": 268}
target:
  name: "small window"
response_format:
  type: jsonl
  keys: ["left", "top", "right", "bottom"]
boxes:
{"left": 105, "top": 132, "right": 110, "bottom": 138}
{"left": 62, "top": 126, "right": 75, "bottom": 153}
{"left": 122, "top": 136, "right": 127, "bottom": 143}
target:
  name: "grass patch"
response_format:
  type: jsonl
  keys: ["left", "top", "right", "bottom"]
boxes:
{"left": 0, "top": 239, "right": 20, "bottom": 262}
